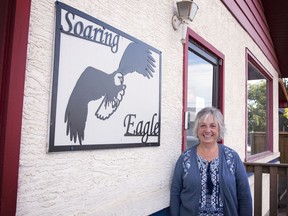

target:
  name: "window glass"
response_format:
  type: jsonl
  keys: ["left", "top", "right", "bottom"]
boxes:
{"left": 188, "top": 52, "right": 213, "bottom": 110}
{"left": 247, "top": 62, "right": 270, "bottom": 155}
{"left": 186, "top": 41, "right": 220, "bottom": 148}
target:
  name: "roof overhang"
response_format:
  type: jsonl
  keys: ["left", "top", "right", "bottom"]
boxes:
{"left": 261, "top": 0, "right": 288, "bottom": 78}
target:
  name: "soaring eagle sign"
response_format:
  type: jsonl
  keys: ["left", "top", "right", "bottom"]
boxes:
{"left": 64, "top": 42, "right": 156, "bottom": 145}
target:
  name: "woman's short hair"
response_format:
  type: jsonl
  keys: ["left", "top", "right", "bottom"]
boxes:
{"left": 192, "top": 107, "right": 226, "bottom": 141}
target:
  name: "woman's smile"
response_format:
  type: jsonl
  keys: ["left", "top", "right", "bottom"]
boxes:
{"left": 197, "top": 114, "right": 219, "bottom": 145}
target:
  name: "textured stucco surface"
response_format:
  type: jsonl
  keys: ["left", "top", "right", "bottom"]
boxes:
{"left": 17, "top": 0, "right": 279, "bottom": 215}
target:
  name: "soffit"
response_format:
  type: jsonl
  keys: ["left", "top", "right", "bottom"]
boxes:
{"left": 261, "top": 0, "right": 288, "bottom": 78}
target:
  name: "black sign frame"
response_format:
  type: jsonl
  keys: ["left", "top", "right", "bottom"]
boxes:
{"left": 48, "top": 2, "right": 162, "bottom": 152}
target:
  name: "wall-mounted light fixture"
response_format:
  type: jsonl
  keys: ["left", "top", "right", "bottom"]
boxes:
{"left": 172, "top": 0, "right": 199, "bottom": 43}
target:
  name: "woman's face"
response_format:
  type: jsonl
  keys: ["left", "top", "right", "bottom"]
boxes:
{"left": 197, "top": 114, "right": 220, "bottom": 145}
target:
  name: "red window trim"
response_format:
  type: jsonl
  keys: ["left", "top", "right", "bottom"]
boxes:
{"left": 182, "top": 28, "right": 225, "bottom": 151}
{"left": 245, "top": 48, "right": 274, "bottom": 162}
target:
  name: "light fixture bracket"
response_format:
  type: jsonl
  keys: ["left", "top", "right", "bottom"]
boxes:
{"left": 172, "top": 15, "right": 182, "bottom": 30}
{"left": 172, "top": 0, "right": 199, "bottom": 43}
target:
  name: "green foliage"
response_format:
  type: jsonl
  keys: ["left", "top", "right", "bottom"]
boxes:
{"left": 282, "top": 79, "right": 288, "bottom": 120}
{"left": 248, "top": 80, "right": 266, "bottom": 132}
{"left": 280, "top": 108, "right": 288, "bottom": 131}
{"left": 284, "top": 78, "right": 288, "bottom": 93}
{"left": 284, "top": 108, "right": 288, "bottom": 119}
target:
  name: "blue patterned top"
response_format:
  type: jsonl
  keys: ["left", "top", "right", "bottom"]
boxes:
{"left": 197, "top": 154, "right": 224, "bottom": 216}
{"left": 170, "top": 144, "right": 252, "bottom": 216}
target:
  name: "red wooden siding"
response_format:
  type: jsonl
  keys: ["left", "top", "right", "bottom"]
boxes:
{"left": 221, "top": 0, "right": 279, "bottom": 73}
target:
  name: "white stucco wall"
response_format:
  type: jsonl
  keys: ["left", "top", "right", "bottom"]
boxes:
{"left": 17, "top": 0, "right": 279, "bottom": 215}
{"left": 18, "top": 0, "right": 182, "bottom": 215}
{"left": 190, "top": 0, "right": 279, "bottom": 161}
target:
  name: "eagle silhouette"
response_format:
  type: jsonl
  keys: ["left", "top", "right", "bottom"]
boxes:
{"left": 64, "top": 42, "right": 156, "bottom": 145}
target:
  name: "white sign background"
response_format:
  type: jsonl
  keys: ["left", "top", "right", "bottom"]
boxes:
{"left": 49, "top": 2, "right": 161, "bottom": 151}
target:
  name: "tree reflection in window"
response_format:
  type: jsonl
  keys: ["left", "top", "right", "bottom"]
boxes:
{"left": 247, "top": 62, "right": 269, "bottom": 155}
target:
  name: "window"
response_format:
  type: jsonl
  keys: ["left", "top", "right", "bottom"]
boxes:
{"left": 247, "top": 58, "right": 272, "bottom": 156}
{"left": 185, "top": 39, "right": 223, "bottom": 148}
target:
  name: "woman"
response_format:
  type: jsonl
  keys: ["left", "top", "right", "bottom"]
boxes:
{"left": 170, "top": 107, "right": 252, "bottom": 216}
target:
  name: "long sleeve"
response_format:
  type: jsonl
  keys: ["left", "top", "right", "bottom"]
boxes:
{"left": 170, "top": 159, "right": 182, "bottom": 216}
{"left": 220, "top": 145, "right": 253, "bottom": 216}
{"left": 234, "top": 154, "right": 253, "bottom": 216}
{"left": 170, "top": 146, "right": 201, "bottom": 216}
